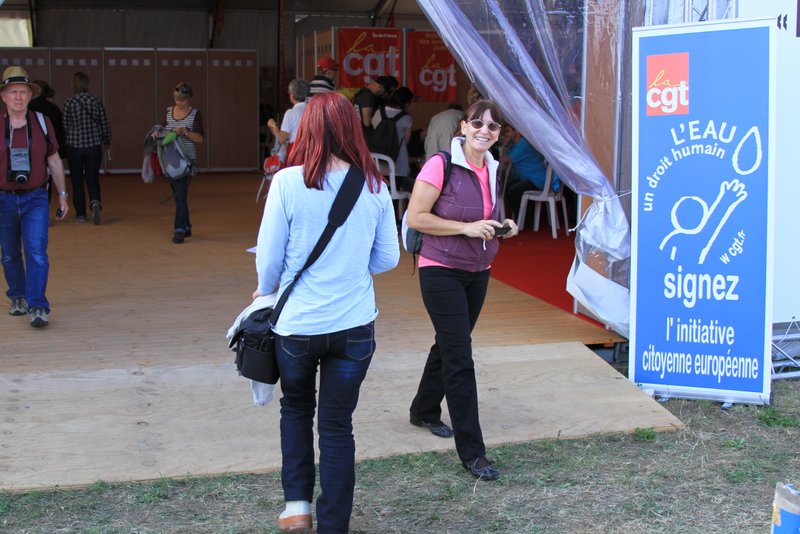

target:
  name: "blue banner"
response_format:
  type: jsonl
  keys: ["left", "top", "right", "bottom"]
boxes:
{"left": 631, "top": 22, "right": 772, "bottom": 400}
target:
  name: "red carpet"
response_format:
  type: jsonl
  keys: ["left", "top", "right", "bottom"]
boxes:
{"left": 491, "top": 228, "right": 576, "bottom": 313}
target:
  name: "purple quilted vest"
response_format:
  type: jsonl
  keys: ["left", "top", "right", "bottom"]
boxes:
{"left": 421, "top": 159, "right": 501, "bottom": 271}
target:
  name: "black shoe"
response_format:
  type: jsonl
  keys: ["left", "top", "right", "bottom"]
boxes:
{"left": 462, "top": 456, "right": 501, "bottom": 481}
{"left": 184, "top": 226, "right": 192, "bottom": 238}
{"left": 410, "top": 414, "right": 454, "bottom": 438}
{"left": 91, "top": 201, "right": 101, "bottom": 225}
{"left": 172, "top": 231, "right": 185, "bottom": 244}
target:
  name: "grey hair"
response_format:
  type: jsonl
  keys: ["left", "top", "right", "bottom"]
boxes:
{"left": 289, "top": 79, "right": 310, "bottom": 101}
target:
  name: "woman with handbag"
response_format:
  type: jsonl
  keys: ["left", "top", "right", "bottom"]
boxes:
{"left": 405, "top": 99, "right": 518, "bottom": 482}
{"left": 252, "top": 91, "right": 400, "bottom": 533}
{"left": 163, "top": 82, "right": 203, "bottom": 244}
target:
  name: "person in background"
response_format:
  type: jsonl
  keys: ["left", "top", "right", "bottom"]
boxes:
{"left": 253, "top": 91, "right": 399, "bottom": 533}
{"left": 424, "top": 103, "right": 464, "bottom": 161}
{"left": 62, "top": 71, "right": 111, "bottom": 225}
{"left": 162, "top": 82, "right": 204, "bottom": 244}
{"left": 308, "top": 56, "right": 338, "bottom": 96}
{"left": 267, "top": 79, "right": 310, "bottom": 165}
{"left": 382, "top": 86, "right": 415, "bottom": 191}
{"left": 0, "top": 66, "right": 70, "bottom": 328}
{"left": 29, "top": 80, "right": 66, "bottom": 160}
{"left": 352, "top": 75, "right": 398, "bottom": 133}
{"left": 503, "top": 127, "right": 560, "bottom": 222}
{"left": 29, "top": 80, "right": 67, "bottom": 205}
{"left": 405, "top": 99, "right": 518, "bottom": 482}
{"left": 467, "top": 84, "right": 484, "bottom": 106}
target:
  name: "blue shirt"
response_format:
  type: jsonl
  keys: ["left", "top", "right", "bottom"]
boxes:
{"left": 508, "top": 137, "right": 560, "bottom": 192}
{"left": 256, "top": 164, "right": 400, "bottom": 336}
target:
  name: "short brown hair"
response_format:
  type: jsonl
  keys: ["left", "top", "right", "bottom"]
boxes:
{"left": 72, "top": 71, "right": 89, "bottom": 94}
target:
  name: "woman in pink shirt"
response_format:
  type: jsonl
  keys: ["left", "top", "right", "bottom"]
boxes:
{"left": 405, "top": 99, "right": 518, "bottom": 481}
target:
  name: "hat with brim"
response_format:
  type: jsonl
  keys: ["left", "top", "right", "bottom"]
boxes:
{"left": 1, "top": 66, "right": 40, "bottom": 97}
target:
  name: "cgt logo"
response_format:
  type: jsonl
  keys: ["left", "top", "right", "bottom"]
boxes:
{"left": 646, "top": 53, "right": 689, "bottom": 116}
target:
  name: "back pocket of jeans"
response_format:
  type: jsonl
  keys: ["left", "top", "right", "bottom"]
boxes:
{"left": 279, "top": 335, "right": 311, "bottom": 359}
{"left": 345, "top": 323, "right": 375, "bottom": 361}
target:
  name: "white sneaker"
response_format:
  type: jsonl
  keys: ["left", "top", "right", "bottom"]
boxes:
{"left": 9, "top": 297, "right": 28, "bottom": 316}
{"left": 29, "top": 306, "right": 49, "bottom": 328}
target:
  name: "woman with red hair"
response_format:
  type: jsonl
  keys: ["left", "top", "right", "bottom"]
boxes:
{"left": 253, "top": 91, "right": 400, "bottom": 533}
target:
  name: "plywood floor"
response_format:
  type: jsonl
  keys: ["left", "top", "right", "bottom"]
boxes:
{"left": 0, "top": 174, "right": 679, "bottom": 490}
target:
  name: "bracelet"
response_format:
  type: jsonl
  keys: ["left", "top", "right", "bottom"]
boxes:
{"left": 58, "top": 191, "right": 68, "bottom": 197}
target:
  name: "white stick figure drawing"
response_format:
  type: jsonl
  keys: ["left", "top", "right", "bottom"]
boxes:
{"left": 658, "top": 179, "right": 747, "bottom": 264}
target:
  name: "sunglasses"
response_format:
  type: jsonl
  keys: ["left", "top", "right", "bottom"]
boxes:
{"left": 468, "top": 119, "right": 502, "bottom": 132}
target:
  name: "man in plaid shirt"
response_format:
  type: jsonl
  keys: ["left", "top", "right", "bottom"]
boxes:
{"left": 63, "top": 72, "right": 111, "bottom": 224}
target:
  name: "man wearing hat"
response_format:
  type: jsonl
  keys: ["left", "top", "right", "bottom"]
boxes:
{"left": 0, "top": 66, "right": 69, "bottom": 328}
{"left": 309, "top": 55, "right": 339, "bottom": 96}
{"left": 352, "top": 75, "right": 399, "bottom": 132}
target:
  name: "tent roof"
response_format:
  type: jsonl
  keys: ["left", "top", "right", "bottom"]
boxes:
{"left": 1, "top": 0, "right": 424, "bottom": 18}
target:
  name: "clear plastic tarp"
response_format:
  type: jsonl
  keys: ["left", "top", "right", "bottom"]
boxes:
{"left": 417, "top": 0, "right": 631, "bottom": 337}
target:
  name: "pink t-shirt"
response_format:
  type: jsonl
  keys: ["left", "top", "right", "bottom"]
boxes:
{"left": 416, "top": 154, "right": 493, "bottom": 268}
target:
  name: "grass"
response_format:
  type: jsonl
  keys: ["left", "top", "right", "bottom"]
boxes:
{"left": 1, "top": 379, "right": 799, "bottom": 533}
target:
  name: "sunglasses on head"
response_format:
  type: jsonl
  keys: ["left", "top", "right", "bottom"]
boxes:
{"left": 175, "top": 84, "right": 190, "bottom": 94}
{"left": 468, "top": 119, "right": 501, "bottom": 132}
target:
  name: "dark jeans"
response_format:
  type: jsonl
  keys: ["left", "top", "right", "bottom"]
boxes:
{"left": 410, "top": 266, "right": 490, "bottom": 461}
{"left": 169, "top": 176, "right": 191, "bottom": 233}
{"left": 66, "top": 145, "right": 102, "bottom": 217}
{"left": 277, "top": 322, "right": 375, "bottom": 534}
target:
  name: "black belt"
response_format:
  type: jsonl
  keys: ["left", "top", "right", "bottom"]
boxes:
{"left": 0, "top": 186, "right": 46, "bottom": 195}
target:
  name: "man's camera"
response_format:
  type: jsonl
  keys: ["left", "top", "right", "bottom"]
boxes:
{"left": 8, "top": 148, "right": 31, "bottom": 184}
{"left": 6, "top": 170, "right": 29, "bottom": 184}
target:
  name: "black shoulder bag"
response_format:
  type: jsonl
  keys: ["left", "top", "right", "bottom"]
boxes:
{"left": 231, "top": 165, "right": 366, "bottom": 384}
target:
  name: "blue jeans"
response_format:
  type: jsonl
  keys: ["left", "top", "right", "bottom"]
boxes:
{"left": 0, "top": 188, "right": 51, "bottom": 311}
{"left": 277, "top": 322, "right": 375, "bottom": 534}
{"left": 169, "top": 175, "right": 191, "bottom": 232}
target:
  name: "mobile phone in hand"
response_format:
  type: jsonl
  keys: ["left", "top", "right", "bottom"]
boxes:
{"left": 494, "top": 225, "right": 511, "bottom": 236}
{"left": 56, "top": 208, "right": 64, "bottom": 218}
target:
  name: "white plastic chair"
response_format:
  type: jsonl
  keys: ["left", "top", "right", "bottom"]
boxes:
{"left": 371, "top": 152, "right": 409, "bottom": 219}
{"left": 516, "top": 165, "right": 569, "bottom": 239}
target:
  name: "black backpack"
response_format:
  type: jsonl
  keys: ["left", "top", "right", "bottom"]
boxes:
{"left": 401, "top": 151, "right": 452, "bottom": 255}
{"left": 365, "top": 107, "right": 408, "bottom": 160}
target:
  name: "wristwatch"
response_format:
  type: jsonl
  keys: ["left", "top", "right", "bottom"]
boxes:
{"left": 58, "top": 191, "right": 68, "bottom": 197}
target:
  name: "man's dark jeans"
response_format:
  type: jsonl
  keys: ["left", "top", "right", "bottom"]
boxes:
{"left": 66, "top": 145, "right": 102, "bottom": 217}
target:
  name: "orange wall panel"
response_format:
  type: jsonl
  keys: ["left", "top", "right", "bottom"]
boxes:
{"left": 207, "top": 50, "right": 259, "bottom": 169}
{"left": 103, "top": 49, "right": 157, "bottom": 171}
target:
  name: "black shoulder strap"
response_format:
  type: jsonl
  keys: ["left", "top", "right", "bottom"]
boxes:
{"left": 389, "top": 110, "right": 408, "bottom": 122}
{"left": 438, "top": 150, "right": 452, "bottom": 185}
{"left": 269, "top": 165, "right": 366, "bottom": 324}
